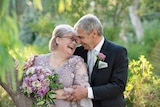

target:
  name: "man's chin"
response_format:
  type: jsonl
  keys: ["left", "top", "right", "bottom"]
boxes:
{"left": 84, "top": 47, "right": 90, "bottom": 50}
{"left": 82, "top": 45, "right": 89, "bottom": 50}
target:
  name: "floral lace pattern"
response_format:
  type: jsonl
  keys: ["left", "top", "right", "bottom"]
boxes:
{"left": 33, "top": 53, "right": 90, "bottom": 107}
{"left": 34, "top": 53, "right": 89, "bottom": 87}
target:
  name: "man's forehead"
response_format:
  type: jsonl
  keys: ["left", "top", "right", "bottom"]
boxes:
{"left": 76, "top": 32, "right": 84, "bottom": 38}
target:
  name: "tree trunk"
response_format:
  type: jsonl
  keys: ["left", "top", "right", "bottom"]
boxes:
{"left": 119, "top": 20, "right": 128, "bottom": 43}
{"left": 0, "top": 69, "right": 33, "bottom": 107}
{"left": 129, "top": 0, "right": 143, "bottom": 40}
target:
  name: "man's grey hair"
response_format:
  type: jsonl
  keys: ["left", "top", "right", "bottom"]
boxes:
{"left": 74, "top": 14, "right": 103, "bottom": 36}
{"left": 49, "top": 24, "right": 76, "bottom": 51}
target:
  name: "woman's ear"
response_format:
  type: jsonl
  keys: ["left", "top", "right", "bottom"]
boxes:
{"left": 55, "top": 37, "right": 61, "bottom": 45}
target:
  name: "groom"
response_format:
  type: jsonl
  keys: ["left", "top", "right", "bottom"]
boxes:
{"left": 66, "top": 14, "right": 128, "bottom": 107}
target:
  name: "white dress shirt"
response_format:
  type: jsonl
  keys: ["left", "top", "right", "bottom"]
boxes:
{"left": 87, "top": 36, "right": 105, "bottom": 99}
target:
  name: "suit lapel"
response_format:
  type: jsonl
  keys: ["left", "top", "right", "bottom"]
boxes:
{"left": 90, "top": 39, "right": 109, "bottom": 83}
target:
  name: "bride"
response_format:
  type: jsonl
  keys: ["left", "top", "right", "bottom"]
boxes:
{"left": 23, "top": 24, "right": 93, "bottom": 107}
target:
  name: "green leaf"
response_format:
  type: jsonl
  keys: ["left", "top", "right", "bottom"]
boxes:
{"left": 37, "top": 100, "right": 45, "bottom": 105}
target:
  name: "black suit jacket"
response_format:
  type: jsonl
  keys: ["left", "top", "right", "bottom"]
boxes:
{"left": 74, "top": 39, "right": 128, "bottom": 107}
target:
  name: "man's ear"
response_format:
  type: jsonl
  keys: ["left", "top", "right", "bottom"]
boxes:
{"left": 91, "top": 29, "right": 98, "bottom": 39}
{"left": 92, "top": 29, "right": 98, "bottom": 36}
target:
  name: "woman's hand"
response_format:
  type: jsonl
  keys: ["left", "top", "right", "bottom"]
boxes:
{"left": 23, "top": 55, "right": 38, "bottom": 70}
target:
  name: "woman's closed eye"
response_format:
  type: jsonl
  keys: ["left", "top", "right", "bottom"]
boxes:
{"left": 61, "top": 36, "right": 77, "bottom": 43}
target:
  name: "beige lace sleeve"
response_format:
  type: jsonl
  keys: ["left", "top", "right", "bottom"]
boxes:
{"left": 73, "top": 56, "right": 90, "bottom": 87}
{"left": 71, "top": 56, "right": 93, "bottom": 107}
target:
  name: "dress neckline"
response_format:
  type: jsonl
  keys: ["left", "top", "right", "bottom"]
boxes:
{"left": 48, "top": 53, "right": 69, "bottom": 70}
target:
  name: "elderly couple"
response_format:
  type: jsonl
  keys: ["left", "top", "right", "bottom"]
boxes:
{"left": 24, "top": 14, "right": 128, "bottom": 107}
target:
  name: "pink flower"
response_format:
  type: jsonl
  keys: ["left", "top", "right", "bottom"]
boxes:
{"left": 97, "top": 53, "right": 106, "bottom": 61}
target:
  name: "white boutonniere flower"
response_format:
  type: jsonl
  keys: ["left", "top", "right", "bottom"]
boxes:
{"left": 96, "top": 53, "right": 108, "bottom": 69}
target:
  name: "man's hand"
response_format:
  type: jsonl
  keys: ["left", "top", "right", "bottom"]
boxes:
{"left": 65, "top": 85, "right": 88, "bottom": 101}
{"left": 23, "top": 55, "right": 38, "bottom": 70}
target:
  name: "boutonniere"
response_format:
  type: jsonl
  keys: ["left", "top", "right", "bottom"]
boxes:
{"left": 96, "top": 53, "right": 108, "bottom": 69}
{"left": 97, "top": 53, "right": 106, "bottom": 61}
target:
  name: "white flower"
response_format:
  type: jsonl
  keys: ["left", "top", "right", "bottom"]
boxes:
{"left": 42, "top": 78, "right": 50, "bottom": 87}
{"left": 32, "top": 80, "right": 42, "bottom": 89}
{"left": 27, "top": 87, "right": 32, "bottom": 94}
{"left": 26, "top": 67, "right": 35, "bottom": 75}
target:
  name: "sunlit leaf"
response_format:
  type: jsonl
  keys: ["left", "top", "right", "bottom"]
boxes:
{"left": 66, "top": 0, "right": 72, "bottom": 11}
{"left": 58, "top": 0, "right": 65, "bottom": 13}
{"left": 33, "top": 0, "right": 43, "bottom": 11}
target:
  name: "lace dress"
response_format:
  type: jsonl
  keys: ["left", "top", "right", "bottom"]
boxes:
{"left": 33, "top": 53, "right": 92, "bottom": 107}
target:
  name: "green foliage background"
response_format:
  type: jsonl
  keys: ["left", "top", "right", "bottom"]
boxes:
{"left": 0, "top": 0, "right": 160, "bottom": 106}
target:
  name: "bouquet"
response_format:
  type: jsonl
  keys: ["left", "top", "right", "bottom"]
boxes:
{"left": 21, "top": 66, "right": 62, "bottom": 106}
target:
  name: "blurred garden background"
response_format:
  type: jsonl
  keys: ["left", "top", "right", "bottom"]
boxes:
{"left": 0, "top": 0, "right": 160, "bottom": 107}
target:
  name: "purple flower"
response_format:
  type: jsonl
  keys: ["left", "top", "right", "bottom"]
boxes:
{"left": 35, "top": 67, "right": 41, "bottom": 74}
{"left": 24, "top": 77, "right": 32, "bottom": 87}
{"left": 44, "top": 70, "right": 53, "bottom": 76}
{"left": 24, "top": 76, "right": 30, "bottom": 82}
{"left": 30, "top": 74, "right": 37, "bottom": 81}
{"left": 97, "top": 53, "right": 106, "bottom": 61}
{"left": 37, "top": 86, "right": 49, "bottom": 97}
{"left": 38, "top": 74, "right": 45, "bottom": 81}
